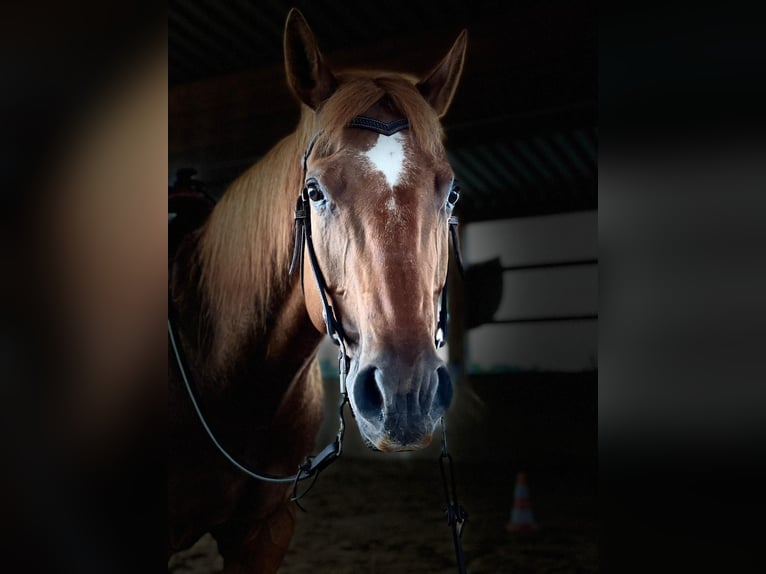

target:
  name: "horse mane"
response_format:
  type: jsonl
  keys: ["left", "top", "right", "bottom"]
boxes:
{"left": 197, "top": 133, "right": 303, "bottom": 365}
{"left": 196, "top": 71, "right": 445, "bottom": 364}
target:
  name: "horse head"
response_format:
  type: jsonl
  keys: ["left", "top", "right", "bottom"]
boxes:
{"left": 285, "top": 9, "right": 467, "bottom": 452}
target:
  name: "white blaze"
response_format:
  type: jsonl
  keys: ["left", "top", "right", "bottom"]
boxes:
{"left": 363, "top": 132, "right": 407, "bottom": 190}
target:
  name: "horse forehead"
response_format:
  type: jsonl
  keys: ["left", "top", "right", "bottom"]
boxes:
{"left": 357, "top": 132, "right": 410, "bottom": 191}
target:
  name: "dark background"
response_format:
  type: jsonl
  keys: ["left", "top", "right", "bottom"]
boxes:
{"left": 169, "top": 0, "right": 597, "bottom": 222}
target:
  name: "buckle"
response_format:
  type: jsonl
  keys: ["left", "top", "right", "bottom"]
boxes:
{"left": 302, "top": 439, "right": 341, "bottom": 476}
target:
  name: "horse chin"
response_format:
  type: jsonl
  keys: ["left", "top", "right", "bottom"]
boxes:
{"left": 362, "top": 437, "right": 381, "bottom": 452}
{"left": 368, "top": 434, "right": 434, "bottom": 453}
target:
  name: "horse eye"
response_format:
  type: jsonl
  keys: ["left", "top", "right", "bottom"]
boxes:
{"left": 306, "top": 180, "right": 324, "bottom": 203}
{"left": 447, "top": 184, "right": 460, "bottom": 208}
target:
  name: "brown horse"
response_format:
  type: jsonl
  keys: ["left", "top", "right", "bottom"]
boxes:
{"left": 169, "top": 9, "right": 467, "bottom": 572}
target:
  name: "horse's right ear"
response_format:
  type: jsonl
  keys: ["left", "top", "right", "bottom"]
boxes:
{"left": 284, "top": 8, "right": 337, "bottom": 110}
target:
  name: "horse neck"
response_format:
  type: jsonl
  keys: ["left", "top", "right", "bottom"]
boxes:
{"left": 176, "top": 118, "right": 322, "bottom": 390}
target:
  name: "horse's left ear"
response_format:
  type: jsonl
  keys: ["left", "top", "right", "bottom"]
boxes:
{"left": 284, "top": 8, "right": 337, "bottom": 109}
{"left": 416, "top": 30, "right": 468, "bottom": 118}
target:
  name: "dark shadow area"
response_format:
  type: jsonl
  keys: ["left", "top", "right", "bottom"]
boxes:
{"left": 286, "top": 371, "right": 598, "bottom": 572}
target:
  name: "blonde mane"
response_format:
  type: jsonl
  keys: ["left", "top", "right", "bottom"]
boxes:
{"left": 197, "top": 71, "right": 445, "bottom": 361}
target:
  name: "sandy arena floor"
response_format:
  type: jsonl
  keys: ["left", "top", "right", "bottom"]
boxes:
{"left": 280, "top": 459, "right": 598, "bottom": 574}
{"left": 169, "top": 457, "right": 597, "bottom": 573}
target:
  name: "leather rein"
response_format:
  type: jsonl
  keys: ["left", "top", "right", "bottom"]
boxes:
{"left": 168, "top": 115, "right": 468, "bottom": 571}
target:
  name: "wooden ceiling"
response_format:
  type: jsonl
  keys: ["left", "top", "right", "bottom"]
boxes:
{"left": 169, "top": 0, "right": 596, "bottom": 222}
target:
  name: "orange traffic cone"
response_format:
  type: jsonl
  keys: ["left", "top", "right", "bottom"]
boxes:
{"left": 506, "top": 472, "right": 539, "bottom": 532}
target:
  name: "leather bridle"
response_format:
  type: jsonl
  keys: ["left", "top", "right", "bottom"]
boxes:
{"left": 288, "top": 119, "right": 468, "bottom": 574}
{"left": 289, "top": 117, "right": 464, "bottom": 352}
{"left": 168, "top": 114, "right": 468, "bottom": 571}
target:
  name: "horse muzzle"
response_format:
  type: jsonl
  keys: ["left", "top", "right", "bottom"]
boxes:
{"left": 347, "top": 354, "right": 453, "bottom": 452}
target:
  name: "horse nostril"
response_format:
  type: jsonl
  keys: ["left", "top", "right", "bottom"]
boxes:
{"left": 431, "top": 366, "right": 453, "bottom": 418}
{"left": 354, "top": 366, "right": 384, "bottom": 421}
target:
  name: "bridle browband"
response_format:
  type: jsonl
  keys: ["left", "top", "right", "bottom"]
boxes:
{"left": 169, "top": 115, "right": 468, "bottom": 568}
{"left": 347, "top": 116, "right": 410, "bottom": 136}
